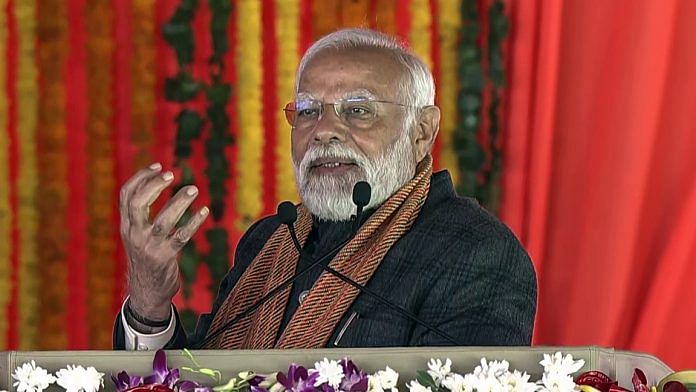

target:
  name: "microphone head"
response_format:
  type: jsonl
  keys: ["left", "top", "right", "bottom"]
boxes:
{"left": 277, "top": 201, "right": 298, "bottom": 225}
{"left": 352, "top": 181, "right": 372, "bottom": 208}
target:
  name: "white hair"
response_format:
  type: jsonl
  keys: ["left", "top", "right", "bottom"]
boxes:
{"left": 295, "top": 28, "right": 435, "bottom": 128}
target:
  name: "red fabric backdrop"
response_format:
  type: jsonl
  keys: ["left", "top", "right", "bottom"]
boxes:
{"left": 2, "top": 0, "right": 695, "bottom": 369}
{"left": 501, "top": 0, "right": 696, "bottom": 369}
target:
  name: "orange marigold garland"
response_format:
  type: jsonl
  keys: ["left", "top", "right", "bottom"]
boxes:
{"left": 437, "top": 0, "right": 462, "bottom": 183}
{"left": 274, "top": 0, "right": 299, "bottom": 204}
{"left": 341, "top": 0, "right": 370, "bottom": 27}
{"left": 311, "top": 0, "right": 340, "bottom": 41}
{"left": 0, "top": 0, "right": 10, "bottom": 351}
{"left": 374, "top": 0, "right": 396, "bottom": 34}
{"left": 36, "top": 0, "right": 69, "bottom": 349}
{"left": 131, "top": 0, "right": 156, "bottom": 170}
{"left": 85, "top": 0, "right": 116, "bottom": 349}
{"left": 15, "top": 0, "right": 41, "bottom": 350}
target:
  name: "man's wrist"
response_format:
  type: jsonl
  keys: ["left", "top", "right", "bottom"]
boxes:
{"left": 127, "top": 295, "right": 172, "bottom": 320}
{"left": 124, "top": 297, "right": 172, "bottom": 334}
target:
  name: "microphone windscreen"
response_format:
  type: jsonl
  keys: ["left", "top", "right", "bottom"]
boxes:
{"left": 352, "top": 181, "right": 372, "bottom": 207}
{"left": 277, "top": 201, "right": 298, "bottom": 225}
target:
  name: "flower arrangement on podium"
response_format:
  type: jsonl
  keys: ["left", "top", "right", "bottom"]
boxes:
{"left": 5, "top": 351, "right": 695, "bottom": 392}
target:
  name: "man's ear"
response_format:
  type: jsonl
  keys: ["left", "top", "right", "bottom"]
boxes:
{"left": 413, "top": 105, "right": 441, "bottom": 162}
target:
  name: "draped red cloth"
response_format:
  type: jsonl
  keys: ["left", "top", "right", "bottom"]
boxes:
{"left": 500, "top": 0, "right": 696, "bottom": 370}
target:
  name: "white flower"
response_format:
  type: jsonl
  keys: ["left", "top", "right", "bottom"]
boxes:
{"left": 427, "top": 358, "right": 452, "bottom": 386}
{"left": 499, "top": 370, "right": 538, "bottom": 392}
{"left": 539, "top": 353, "right": 584, "bottom": 376}
{"left": 407, "top": 380, "right": 433, "bottom": 392}
{"left": 312, "top": 358, "right": 344, "bottom": 390}
{"left": 442, "top": 373, "right": 475, "bottom": 392}
{"left": 12, "top": 361, "right": 56, "bottom": 392}
{"left": 368, "top": 376, "right": 385, "bottom": 392}
{"left": 470, "top": 375, "right": 506, "bottom": 392}
{"left": 369, "top": 366, "right": 399, "bottom": 392}
{"left": 55, "top": 365, "right": 104, "bottom": 392}
{"left": 538, "top": 372, "right": 576, "bottom": 392}
{"left": 473, "top": 359, "right": 511, "bottom": 380}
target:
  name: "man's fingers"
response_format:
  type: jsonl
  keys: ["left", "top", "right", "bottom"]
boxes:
{"left": 170, "top": 206, "right": 210, "bottom": 250}
{"left": 129, "top": 171, "right": 175, "bottom": 228}
{"left": 120, "top": 163, "right": 162, "bottom": 233}
{"left": 151, "top": 186, "right": 199, "bottom": 238}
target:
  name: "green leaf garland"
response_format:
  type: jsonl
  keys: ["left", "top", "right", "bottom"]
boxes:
{"left": 163, "top": 0, "right": 233, "bottom": 331}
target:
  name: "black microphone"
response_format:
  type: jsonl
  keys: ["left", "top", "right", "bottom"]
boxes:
{"left": 192, "top": 182, "right": 370, "bottom": 349}
{"left": 352, "top": 181, "right": 371, "bottom": 232}
{"left": 281, "top": 204, "right": 462, "bottom": 346}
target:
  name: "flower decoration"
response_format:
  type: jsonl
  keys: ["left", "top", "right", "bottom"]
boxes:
{"left": 575, "top": 368, "right": 658, "bottom": 392}
{"left": 277, "top": 364, "right": 320, "bottom": 392}
{"left": 111, "top": 371, "right": 143, "bottom": 392}
{"left": 311, "top": 359, "right": 345, "bottom": 390}
{"left": 3, "top": 351, "right": 681, "bottom": 392}
{"left": 540, "top": 353, "right": 586, "bottom": 377}
{"left": 538, "top": 352, "right": 585, "bottom": 392}
{"left": 55, "top": 365, "right": 104, "bottom": 392}
{"left": 426, "top": 359, "right": 452, "bottom": 387}
{"left": 144, "top": 350, "right": 181, "bottom": 388}
{"left": 111, "top": 349, "right": 180, "bottom": 392}
{"left": 339, "top": 359, "right": 369, "bottom": 392}
{"left": 408, "top": 353, "right": 582, "bottom": 392}
{"left": 368, "top": 367, "right": 399, "bottom": 392}
{"left": 405, "top": 381, "right": 431, "bottom": 392}
{"left": 12, "top": 360, "right": 57, "bottom": 392}
{"left": 540, "top": 371, "right": 578, "bottom": 392}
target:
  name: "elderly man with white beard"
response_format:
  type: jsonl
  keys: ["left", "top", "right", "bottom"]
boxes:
{"left": 113, "top": 28, "right": 537, "bottom": 350}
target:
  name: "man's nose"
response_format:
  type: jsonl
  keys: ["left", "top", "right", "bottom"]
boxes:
{"left": 311, "top": 106, "right": 348, "bottom": 144}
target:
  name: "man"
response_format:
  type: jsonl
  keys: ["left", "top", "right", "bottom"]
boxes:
{"left": 113, "top": 28, "right": 537, "bottom": 350}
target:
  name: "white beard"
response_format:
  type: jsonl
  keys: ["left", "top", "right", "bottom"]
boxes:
{"left": 293, "top": 129, "right": 417, "bottom": 221}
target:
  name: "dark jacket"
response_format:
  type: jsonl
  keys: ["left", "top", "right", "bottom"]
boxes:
{"left": 114, "top": 171, "right": 537, "bottom": 348}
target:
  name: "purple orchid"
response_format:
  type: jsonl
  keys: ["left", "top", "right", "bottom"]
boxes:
{"left": 112, "top": 372, "right": 144, "bottom": 392}
{"left": 244, "top": 373, "right": 269, "bottom": 392}
{"left": 339, "top": 359, "right": 368, "bottom": 392}
{"left": 143, "top": 350, "right": 181, "bottom": 388}
{"left": 178, "top": 380, "right": 214, "bottom": 392}
{"left": 277, "top": 364, "right": 320, "bottom": 392}
{"left": 248, "top": 375, "right": 266, "bottom": 387}
{"left": 111, "top": 350, "right": 180, "bottom": 392}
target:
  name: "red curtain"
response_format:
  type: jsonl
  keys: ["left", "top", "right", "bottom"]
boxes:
{"left": 501, "top": 0, "right": 696, "bottom": 369}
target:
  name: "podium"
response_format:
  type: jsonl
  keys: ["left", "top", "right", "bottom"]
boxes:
{"left": 0, "top": 347, "right": 673, "bottom": 391}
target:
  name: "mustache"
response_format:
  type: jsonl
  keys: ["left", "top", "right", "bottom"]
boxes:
{"left": 299, "top": 144, "right": 369, "bottom": 174}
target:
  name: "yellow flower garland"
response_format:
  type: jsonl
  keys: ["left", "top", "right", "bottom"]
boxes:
{"left": 409, "top": 0, "right": 433, "bottom": 71}
{"left": 36, "top": 0, "right": 69, "bottom": 349}
{"left": 0, "top": 0, "right": 10, "bottom": 351}
{"left": 86, "top": 0, "right": 116, "bottom": 350}
{"left": 275, "top": 0, "right": 299, "bottom": 204}
{"left": 235, "top": 0, "right": 264, "bottom": 230}
{"left": 131, "top": 0, "right": 156, "bottom": 170}
{"left": 437, "top": 0, "right": 462, "bottom": 183}
{"left": 16, "top": 0, "right": 40, "bottom": 350}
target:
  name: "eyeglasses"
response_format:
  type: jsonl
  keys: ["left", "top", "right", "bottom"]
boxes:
{"left": 283, "top": 97, "right": 411, "bottom": 131}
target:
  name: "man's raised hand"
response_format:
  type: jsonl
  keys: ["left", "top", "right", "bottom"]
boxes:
{"left": 119, "top": 163, "right": 209, "bottom": 321}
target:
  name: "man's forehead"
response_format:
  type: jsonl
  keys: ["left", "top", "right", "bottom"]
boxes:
{"left": 296, "top": 89, "right": 378, "bottom": 100}
{"left": 297, "top": 48, "right": 402, "bottom": 100}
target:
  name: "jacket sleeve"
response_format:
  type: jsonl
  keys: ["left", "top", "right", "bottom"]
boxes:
{"left": 409, "top": 235, "right": 538, "bottom": 346}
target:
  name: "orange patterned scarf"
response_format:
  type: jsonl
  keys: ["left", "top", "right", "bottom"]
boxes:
{"left": 204, "top": 155, "right": 433, "bottom": 348}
